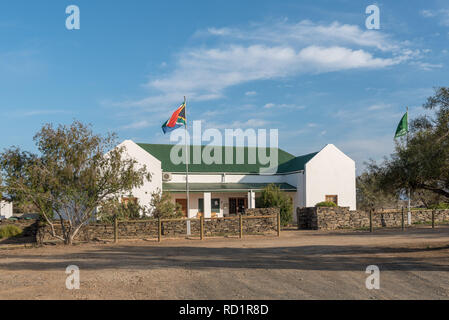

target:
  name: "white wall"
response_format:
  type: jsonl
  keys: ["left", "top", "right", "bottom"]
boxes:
{"left": 304, "top": 144, "right": 356, "bottom": 210}
{"left": 117, "top": 140, "right": 163, "bottom": 213}
{"left": 0, "top": 201, "right": 13, "bottom": 219}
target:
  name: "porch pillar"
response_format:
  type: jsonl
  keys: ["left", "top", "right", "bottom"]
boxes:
{"left": 204, "top": 192, "right": 211, "bottom": 218}
{"left": 248, "top": 190, "right": 256, "bottom": 209}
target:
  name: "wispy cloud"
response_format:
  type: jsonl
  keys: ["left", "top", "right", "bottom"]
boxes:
{"left": 116, "top": 20, "right": 417, "bottom": 111}
{"left": 263, "top": 103, "right": 305, "bottom": 110}
{"left": 121, "top": 120, "right": 152, "bottom": 130}
{"left": 421, "top": 9, "right": 449, "bottom": 26}
{"left": 17, "top": 109, "right": 70, "bottom": 117}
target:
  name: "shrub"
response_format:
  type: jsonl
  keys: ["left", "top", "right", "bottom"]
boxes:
{"left": 0, "top": 225, "right": 23, "bottom": 239}
{"left": 315, "top": 201, "right": 337, "bottom": 207}
{"left": 149, "top": 190, "right": 183, "bottom": 219}
{"left": 259, "top": 184, "right": 293, "bottom": 226}
{"left": 428, "top": 203, "right": 449, "bottom": 210}
{"left": 98, "top": 198, "right": 145, "bottom": 223}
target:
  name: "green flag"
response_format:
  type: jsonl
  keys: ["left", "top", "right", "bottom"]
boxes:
{"left": 394, "top": 112, "right": 408, "bottom": 138}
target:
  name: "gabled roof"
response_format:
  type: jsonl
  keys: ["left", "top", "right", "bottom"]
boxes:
{"left": 136, "top": 143, "right": 317, "bottom": 174}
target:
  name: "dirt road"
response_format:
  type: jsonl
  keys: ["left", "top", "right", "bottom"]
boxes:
{"left": 1, "top": 226, "right": 449, "bottom": 300}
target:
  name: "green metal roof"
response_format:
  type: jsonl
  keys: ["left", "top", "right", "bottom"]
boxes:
{"left": 137, "top": 143, "right": 317, "bottom": 174}
{"left": 276, "top": 152, "right": 319, "bottom": 173}
{"left": 163, "top": 182, "right": 297, "bottom": 193}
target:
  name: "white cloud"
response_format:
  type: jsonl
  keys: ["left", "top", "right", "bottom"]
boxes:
{"left": 143, "top": 44, "right": 400, "bottom": 107}
{"left": 264, "top": 102, "right": 305, "bottom": 110}
{"left": 412, "top": 61, "right": 444, "bottom": 71}
{"left": 121, "top": 120, "right": 151, "bottom": 130}
{"left": 203, "top": 118, "right": 273, "bottom": 130}
{"left": 245, "top": 91, "right": 257, "bottom": 96}
{"left": 367, "top": 103, "right": 391, "bottom": 111}
{"left": 421, "top": 10, "right": 436, "bottom": 18}
{"left": 18, "top": 109, "right": 70, "bottom": 117}
{"left": 421, "top": 9, "right": 449, "bottom": 26}
{"left": 204, "top": 21, "right": 401, "bottom": 52}
{"left": 117, "top": 20, "right": 418, "bottom": 111}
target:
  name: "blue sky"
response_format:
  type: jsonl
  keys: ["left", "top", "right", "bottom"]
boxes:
{"left": 1, "top": 0, "right": 448, "bottom": 172}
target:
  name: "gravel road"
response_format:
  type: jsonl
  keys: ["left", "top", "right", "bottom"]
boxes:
{"left": 1, "top": 226, "right": 449, "bottom": 300}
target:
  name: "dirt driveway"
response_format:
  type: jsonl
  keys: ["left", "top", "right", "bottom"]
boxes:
{"left": 1, "top": 226, "right": 449, "bottom": 300}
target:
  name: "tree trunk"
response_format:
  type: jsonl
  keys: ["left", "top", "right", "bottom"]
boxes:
{"left": 64, "top": 233, "right": 74, "bottom": 245}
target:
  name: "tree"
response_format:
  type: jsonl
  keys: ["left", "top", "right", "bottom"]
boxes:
{"left": 149, "top": 189, "right": 183, "bottom": 219}
{"left": 368, "top": 87, "right": 449, "bottom": 201}
{"left": 356, "top": 170, "right": 399, "bottom": 211}
{"left": 0, "top": 121, "right": 150, "bottom": 244}
{"left": 258, "top": 184, "right": 293, "bottom": 226}
{"left": 97, "top": 197, "right": 146, "bottom": 223}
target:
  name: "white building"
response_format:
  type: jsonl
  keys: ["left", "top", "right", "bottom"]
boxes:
{"left": 117, "top": 140, "right": 356, "bottom": 221}
{"left": 0, "top": 201, "right": 13, "bottom": 219}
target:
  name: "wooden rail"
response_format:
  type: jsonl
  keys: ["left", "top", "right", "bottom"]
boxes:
{"left": 113, "top": 213, "right": 280, "bottom": 243}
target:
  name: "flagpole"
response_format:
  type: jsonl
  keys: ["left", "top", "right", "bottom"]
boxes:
{"left": 406, "top": 106, "right": 411, "bottom": 225}
{"left": 184, "top": 96, "right": 191, "bottom": 236}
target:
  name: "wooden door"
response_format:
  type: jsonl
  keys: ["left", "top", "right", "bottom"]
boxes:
{"left": 237, "top": 198, "right": 247, "bottom": 214}
{"left": 229, "top": 198, "right": 247, "bottom": 215}
{"left": 229, "top": 198, "right": 237, "bottom": 214}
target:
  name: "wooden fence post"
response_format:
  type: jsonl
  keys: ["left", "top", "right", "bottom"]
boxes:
{"left": 200, "top": 216, "right": 204, "bottom": 240}
{"left": 277, "top": 211, "right": 281, "bottom": 237}
{"left": 297, "top": 208, "right": 300, "bottom": 230}
{"left": 158, "top": 217, "right": 162, "bottom": 243}
{"left": 114, "top": 215, "right": 118, "bottom": 243}
{"left": 401, "top": 207, "right": 405, "bottom": 231}
{"left": 239, "top": 214, "right": 243, "bottom": 239}
{"left": 369, "top": 209, "right": 373, "bottom": 233}
{"left": 432, "top": 210, "right": 435, "bottom": 229}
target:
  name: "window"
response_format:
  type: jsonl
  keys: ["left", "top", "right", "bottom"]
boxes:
{"left": 198, "top": 198, "right": 221, "bottom": 213}
{"left": 211, "top": 198, "right": 220, "bottom": 213}
{"left": 325, "top": 195, "right": 338, "bottom": 205}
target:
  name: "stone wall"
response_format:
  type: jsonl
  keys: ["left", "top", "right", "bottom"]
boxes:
{"left": 37, "top": 208, "right": 280, "bottom": 243}
{"left": 297, "top": 207, "right": 449, "bottom": 230}
{"left": 245, "top": 207, "right": 279, "bottom": 216}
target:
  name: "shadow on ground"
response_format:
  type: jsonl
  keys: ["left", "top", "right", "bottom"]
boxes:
{"left": 1, "top": 240, "right": 449, "bottom": 273}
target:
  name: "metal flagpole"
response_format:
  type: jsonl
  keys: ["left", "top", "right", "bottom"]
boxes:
{"left": 184, "top": 96, "right": 191, "bottom": 236}
{"left": 406, "top": 106, "right": 411, "bottom": 225}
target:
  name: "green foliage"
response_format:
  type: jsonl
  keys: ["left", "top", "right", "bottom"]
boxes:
{"left": 149, "top": 190, "right": 183, "bottom": 219}
{"left": 367, "top": 87, "right": 449, "bottom": 201}
{"left": 315, "top": 201, "right": 337, "bottom": 207}
{"left": 97, "top": 198, "right": 146, "bottom": 223}
{"left": 259, "top": 184, "right": 293, "bottom": 226}
{"left": 0, "top": 225, "right": 23, "bottom": 239}
{"left": 0, "top": 121, "right": 151, "bottom": 244}
{"left": 356, "top": 171, "right": 399, "bottom": 211}
{"left": 428, "top": 202, "right": 449, "bottom": 210}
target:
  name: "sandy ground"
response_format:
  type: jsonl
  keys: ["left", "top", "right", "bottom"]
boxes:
{"left": 1, "top": 226, "right": 449, "bottom": 300}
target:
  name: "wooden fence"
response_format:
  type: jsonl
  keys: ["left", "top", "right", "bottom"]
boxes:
{"left": 113, "top": 212, "right": 281, "bottom": 243}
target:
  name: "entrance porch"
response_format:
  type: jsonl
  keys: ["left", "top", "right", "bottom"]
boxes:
{"left": 164, "top": 182, "right": 296, "bottom": 219}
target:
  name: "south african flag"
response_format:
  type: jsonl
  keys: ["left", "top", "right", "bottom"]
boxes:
{"left": 162, "top": 102, "right": 186, "bottom": 134}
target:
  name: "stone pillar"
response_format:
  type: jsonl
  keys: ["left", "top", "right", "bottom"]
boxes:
{"left": 204, "top": 192, "right": 211, "bottom": 218}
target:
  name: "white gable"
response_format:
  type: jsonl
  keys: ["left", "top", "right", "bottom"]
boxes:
{"left": 304, "top": 144, "right": 356, "bottom": 210}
